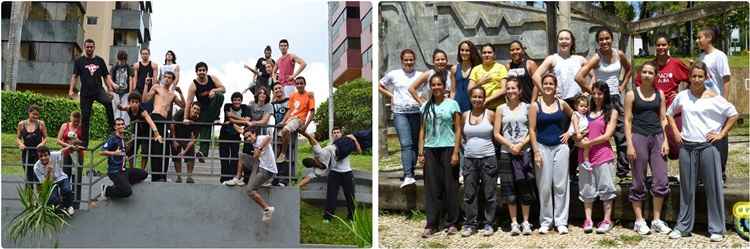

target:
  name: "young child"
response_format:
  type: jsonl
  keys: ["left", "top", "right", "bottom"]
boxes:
{"left": 569, "top": 95, "right": 592, "bottom": 171}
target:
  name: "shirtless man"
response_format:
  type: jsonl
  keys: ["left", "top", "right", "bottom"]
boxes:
{"left": 143, "top": 71, "right": 185, "bottom": 182}
{"left": 184, "top": 62, "right": 226, "bottom": 158}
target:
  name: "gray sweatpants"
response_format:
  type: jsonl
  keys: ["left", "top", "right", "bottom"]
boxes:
{"left": 578, "top": 160, "right": 617, "bottom": 202}
{"left": 535, "top": 143, "right": 570, "bottom": 228}
{"left": 674, "top": 141, "right": 726, "bottom": 235}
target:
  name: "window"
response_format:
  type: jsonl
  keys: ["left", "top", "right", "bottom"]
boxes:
{"left": 348, "top": 38, "right": 361, "bottom": 50}
{"left": 361, "top": 10, "right": 372, "bottom": 33}
{"left": 2, "top": 2, "right": 11, "bottom": 19}
{"left": 362, "top": 47, "right": 372, "bottom": 66}
{"left": 87, "top": 16, "right": 97, "bottom": 25}
{"left": 346, "top": 6, "right": 359, "bottom": 19}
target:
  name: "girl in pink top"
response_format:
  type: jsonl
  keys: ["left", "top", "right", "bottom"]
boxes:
{"left": 576, "top": 81, "right": 618, "bottom": 234}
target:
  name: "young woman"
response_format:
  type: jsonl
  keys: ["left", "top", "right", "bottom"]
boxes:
{"left": 379, "top": 49, "right": 423, "bottom": 188}
{"left": 460, "top": 87, "right": 497, "bottom": 237}
{"left": 528, "top": 74, "right": 574, "bottom": 235}
{"left": 494, "top": 78, "right": 534, "bottom": 236}
{"left": 409, "top": 49, "right": 453, "bottom": 103}
{"left": 635, "top": 35, "right": 690, "bottom": 161}
{"left": 468, "top": 44, "right": 507, "bottom": 111}
{"left": 506, "top": 41, "right": 538, "bottom": 103}
{"left": 451, "top": 40, "right": 481, "bottom": 112}
{"left": 666, "top": 62, "right": 738, "bottom": 242}
{"left": 576, "top": 28, "right": 632, "bottom": 180}
{"left": 697, "top": 28, "right": 732, "bottom": 182}
{"left": 159, "top": 50, "right": 180, "bottom": 90}
{"left": 576, "top": 81, "right": 618, "bottom": 234}
{"left": 56, "top": 111, "right": 85, "bottom": 208}
{"left": 624, "top": 62, "right": 671, "bottom": 235}
{"left": 16, "top": 104, "right": 48, "bottom": 184}
{"left": 417, "top": 74, "right": 462, "bottom": 238}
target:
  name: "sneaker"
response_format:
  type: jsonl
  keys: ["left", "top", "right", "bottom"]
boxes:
{"left": 596, "top": 220, "right": 613, "bottom": 234}
{"left": 633, "top": 220, "right": 650, "bottom": 235}
{"left": 581, "top": 161, "right": 593, "bottom": 171}
{"left": 461, "top": 226, "right": 476, "bottom": 237}
{"left": 421, "top": 228, "right": 436, "bottom": 238}
{"left": 538, "top": 226, "right": 550, "bottom": 234}
{"left": 583, "top": 219, "right": 594, "bottom": 233}
{"left": 175, "top": 176, "right": 182, "bottom": 183}
{"left": 510, "top": 223, "right": 521, "bottom": 236}
{"left": 668, "top": 229, "right": 683, "bottom": 239}
{"left": 65, "top": 206, "right": 75, "bottom": 216}
{"left": 222, "top": 177, "right": 243, "bottom": 186}
{"left": 400, "top": 177, "right": 416, "bottom": 188}
{"left": 497, "top": 177, "right": 501, "bottom": 185}
{"left": 557, "top": 225, "right": 568, "bottom": 235}
{"left": 458, "top": 175, "right": 464, "bottom": 185}
{"left": 709, "top": 234, "right": 725, "bottom": 242}
{"left": 98, "top": 184, "right": 108, "bottom": 201}
{"left": 446, "top": 226, "right": 458, "bottom": 235}
{"left": 650, "top": 219, "right": 671, "bottom": 234}
{"left": 262, "top": 206, "right": 275, "bottom": 223}
{"left": 521, "top": 222, "right": 533, "bottom": 235}
{"left": 276, "top": 153, "right": 287, "bottom": 163}
{"left": 481, "top": 225, "right": 494, "bottom": 236}
{"left": 196, "top": 151, "right": 206, "bottom": 163}
{"left": 186, "top": 177, "right": 195, "bottom": 184}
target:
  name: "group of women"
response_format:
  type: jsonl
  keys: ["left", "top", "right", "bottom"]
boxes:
{"left": 379, "top": 27, "right": 737, "bottom": 241}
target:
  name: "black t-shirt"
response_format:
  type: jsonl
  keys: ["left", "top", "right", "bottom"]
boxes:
{"left": 73, "top": 56, "right": 109, "bottom": 97}
{"left": 255, "top": 57, "right": 276, "bottom": 79}
{"left": 110, "top": 63, "right": 133, "bottom": 94}
{"left": 223, "top": 103, "right": 251, "bottom": 123}
{"left": 172, "top": 110, "right": 200, "bottom": 139}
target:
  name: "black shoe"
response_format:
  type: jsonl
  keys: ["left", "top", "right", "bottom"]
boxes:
{"left": 196, "top": 151, "right": 206, "bottom": 163}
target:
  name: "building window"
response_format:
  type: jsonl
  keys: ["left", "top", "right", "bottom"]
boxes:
{"left": 20, "top": 42, "right": 35, "bottom": 61}
{"left": 362, "top": 47, "right": 372, "bottom": 66}
{"left": 87, "top": 16, "right": 97, "bottom": 25}
{"left": 2, "top": 2, "right": 11, "bottom": 19}
{"left": 361, "top": 10, "right": 372, "bottom": 33}
{"left": 348, "top": 38, "right": 361, "bottom": 50}
{"left": 346, "top": 6, "right": 359, "bottom": 19}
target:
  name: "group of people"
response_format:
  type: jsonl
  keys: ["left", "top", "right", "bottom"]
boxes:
{"left": 21, "top": 38, "right": 327, "bottom": 222}
{"left": 379, "top": 28, "right": 737, "bottom": 241}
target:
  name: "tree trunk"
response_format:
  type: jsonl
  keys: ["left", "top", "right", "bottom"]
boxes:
{"left": 2, "top": 2, "right": 30, "bottom": 91}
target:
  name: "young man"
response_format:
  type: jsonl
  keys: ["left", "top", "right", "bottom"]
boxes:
{"left": 276, "top": 39, "right": 307, "bottom": 97}
{"left": 299, "top": 131, "right": 355, "bottom": 223}
{"left": 132, "top": 48, "right": 159, "bottom": 112}
{"left": 68, "top": 38, "right": 116, "bottom": 148}
{"left": 111, "top": 50, "right": 134, "bottom": 126}
{"left": 171, "top": 103, "right": 201, "bottom": 183}
{"left": 219, "top": 92, "right": 251, "bottom": 183}
{"left": 277, "top": 77, "right": 315, "bottom": 163}
{"left": 184, "top": 62, "right": 226, "bottom": 159}
{"left": 238, "top": 128, "right": 277, "bottom": 223}
{"left": 97, "top": 118, "right": 148, "bottom": 200}
{"left": 34, "top": 145, "right": 76, "bottom": 216}
{"left": 118, "top": 92, "right": 164, "bottom": 170}
{"left": 244, "top": 45, "right": 276, "bottom": 95}
{"left": 297, "top": 127, "right": 343, "bottom": 189}
{"left": 143, "top": 71, "right": 184, "bottom": 182}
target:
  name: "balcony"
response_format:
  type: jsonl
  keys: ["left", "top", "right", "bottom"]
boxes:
{"left": 1, "top": 19, "right": 84, "bottom": 46}
{"left": 111, "top": 8, "right": 143, "bottom": 30}
{"left": 109, "top": 45, "right": 141, "bottom": 65}
{"left": 17, "top": 61, "right": 76, "bottom": 86}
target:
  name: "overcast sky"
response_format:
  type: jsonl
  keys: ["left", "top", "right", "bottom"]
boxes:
{"left": 148, "top": 0, "right": 330, "bottom": 107}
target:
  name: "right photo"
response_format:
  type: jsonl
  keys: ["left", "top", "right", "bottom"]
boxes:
{"left": 377, "top": 1, "right": 750, "bottom": 248}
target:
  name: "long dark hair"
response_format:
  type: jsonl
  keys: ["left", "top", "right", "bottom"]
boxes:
{"left": 509, "top": 40, "right": 529, "bottom": 62}
{"left": 431, "top": 49, "right": 450, "bottom": 70}
{"left": 165, "top": 50, "right": 176, "bottom": 64}
{"left": 254, "top": 86, "right": 270, "bottom": 105}
{"left": 456, "top": 40, "right": 481, "bottom": 68}
{"left": 591, "top": 80, "right": 612, "bottom": 124}
{"left": 422, "top": 73, "right": 447, "bottom": 137}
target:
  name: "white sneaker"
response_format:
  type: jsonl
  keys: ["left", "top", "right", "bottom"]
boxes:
{"left": 538, "top": 226, "right": 550, "bottom": 234}
{"left": 223, "top": 177, "right": 243, "bottom": 186}
{"left": 400, "top": 177, "right": 416, "bottom": 188}
{"left": 557, "top": 225, "right": 568, "bottom": 235}
{"left": 668, "top": 229, "right": 683, "bottom": 239}
{"left": 64, "top": 206, "right": 75, "bottom": 216}
{"left": 98, "top": 184, "right": 108, "bottom": 201}
{"left": 510, "top": 223, "right": 521, "bottom": 236}
{"left": 459, "top": 175, "right": 464, "bottom": 185}
{"left": 709, "top": 234, "right": 725, "bottom": 242}
{"left": 497, "top": 177, "right": 501, "bottom": 185}
{"left": 276, "top": 153, "right": 287, "bottom": 163}
{"left": 650, "top": 219, "right": 671, "bottom": 234}
{"left": 521, "top": 222, "right": 533, "bottom": 235}
{"left": 262, "top": 206, "right": 275, "bottom": 223}
{"left": 633, "top": 220, "right": 650, "bottom": 235}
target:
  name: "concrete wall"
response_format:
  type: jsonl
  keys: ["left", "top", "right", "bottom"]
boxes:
{"left": 84, "top": 1, "right": 114, "bottom": 64}
{"left": 727, "top": 68, "right": 749, "bottom": 115}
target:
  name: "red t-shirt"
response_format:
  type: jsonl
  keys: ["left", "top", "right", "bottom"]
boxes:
{"left": 635, "top": 58, "right": 689, "bottom": 106}
{"left": 60, "top": 122, "right": 83, "bottom": 157}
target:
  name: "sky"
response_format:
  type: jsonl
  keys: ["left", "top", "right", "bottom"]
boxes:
{"left": 148, "top": 0, "right": 330, "bottom": 108}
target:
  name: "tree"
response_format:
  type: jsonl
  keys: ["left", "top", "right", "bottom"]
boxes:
{"left": 312, "top": 78, "right": 372, "bottom": 141}
{"left": 2, "top": 2, "right": 30, "bottom": 91}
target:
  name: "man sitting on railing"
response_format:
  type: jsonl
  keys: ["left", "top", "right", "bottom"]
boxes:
{"left": 118, "top": 92, "right": 164, "bottom": 170}
{"left": 276, "top": 76, "right": 315, "bottom": 164}
{"left": 143, "top": 71, "right": 184, "bottom": 182}
{"left": 97, "top": 118, "right": 149, "bottom": 201}
{"left": 171, "top": 102, "right": 201, "bottom": 183}
{"left": 33, "top": 145, "right": 76, "bottom": 216}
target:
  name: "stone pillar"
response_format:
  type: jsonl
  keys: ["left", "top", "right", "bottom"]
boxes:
{"left": 558, "top": 1, "right": 571, "bottom": 32}
{"left": 545, "top": 2, "right": 558, "bottom": 55}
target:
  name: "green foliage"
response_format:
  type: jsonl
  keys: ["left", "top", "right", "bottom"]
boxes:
{"left": 300, "top": 201, "right": 362, "bottom": 245}
{"left": 9, "top": 179, "right": 68, "bottom": 244}
{"left": 313, "top": 78, "right": 372, "bottom": 141}
{"left": 1, "top": 91, "right": 109, "bottom": 140}
{"left": 333, "top": 203, "right": 372, "bottom": 248}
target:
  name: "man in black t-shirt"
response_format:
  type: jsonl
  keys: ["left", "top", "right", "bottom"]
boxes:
{"left": 171, "top": 103, "right": 201, "bottom": 183}
{"left": 219, "top": 92, "right": 251, "bottom": 183}
{"left": 243, "top": 46, "right": 276, "bottom": 95}
{"left": 68, "top": 39, "right": 116, "bottom": 148}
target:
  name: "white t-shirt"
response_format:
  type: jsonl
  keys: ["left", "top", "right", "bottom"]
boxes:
{"left": 567, "top": 111, "right": 589, "bottom": 135}
{"left": 33, "top": 151, "right": 68, "bottom": 183}
{"left": 331, "top": 154, "right": 352, "bottom": 173}
{"left": 380, "top": 69, "right": 423, "bottom": 113}
{"left": 553, "top": 54, "right": 586, "bottom": 100}
{"left": 255, "top": 135, "right": 277, "bottom": 174}
{"left": 698, "top": 50, "right": 731, "bottom": 95}
{"left": 666, "top": 90, "right": 737, "bottom": 143}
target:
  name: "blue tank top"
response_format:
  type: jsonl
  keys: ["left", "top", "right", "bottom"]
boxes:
{"left": 454, "top": 63, "right": 471, "bottom": 112}
{"left": 535, "top": 100, "right": 566, "bottom": 146}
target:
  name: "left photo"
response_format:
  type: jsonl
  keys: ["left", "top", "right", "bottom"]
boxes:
{"left": 0, "top": 1, "right": 373, "bottom": 247}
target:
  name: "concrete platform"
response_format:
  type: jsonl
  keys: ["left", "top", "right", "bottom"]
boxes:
{"left": 379, "top": 169, "right": 750, "bottom": 225}
{"left": 2, "top": 182, "right": 300, "bottom": 248}
{"left": 301, "top": 170, "right": 372, "bottom": 206}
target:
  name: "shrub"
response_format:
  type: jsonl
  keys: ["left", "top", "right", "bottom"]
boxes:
{"left": 313, "top": 78, "right": 372, "bottom": 141}
{"left": 1, "top": 91, "right": 109, "bottom": 140}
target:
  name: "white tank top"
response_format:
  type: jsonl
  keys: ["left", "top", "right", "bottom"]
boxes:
{"left": 553, "top": 54, "right": 584, "bottom": 100}
{"left": 594, "top": 49, "right": 622, "bottom": 95}
{"left": 462, "top": 110, "right": 495, "bottom": 158}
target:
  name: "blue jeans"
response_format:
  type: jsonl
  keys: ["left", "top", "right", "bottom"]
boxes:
{"left": 48, "top": 178, "right": 74, "bottom": 209}
{"left": 394, "top": 113, "right": 421, "bottom": 178}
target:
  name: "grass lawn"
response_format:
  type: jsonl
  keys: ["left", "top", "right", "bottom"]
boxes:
{"left": 1, "top": 133, "right": 108, "bottom": 176}
{"left": 633, "top": 54, "right": 750, "bottom": 69}
{"left": 300, "top": 201, "right": 371, "bottom": 245}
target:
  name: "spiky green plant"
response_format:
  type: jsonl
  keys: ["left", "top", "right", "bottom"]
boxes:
{"left": 333, "top": 203, "right": 372, "bottom": 248}
{"left": 8, "top": 179, "right": 68, "bottom": 245}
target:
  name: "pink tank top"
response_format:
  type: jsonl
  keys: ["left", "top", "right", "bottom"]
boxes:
{"left": 278, "top": 54, "right": 294, "bottom": 86}
{"left": 578, "top": 114, "right": 615, "bottom": 166}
